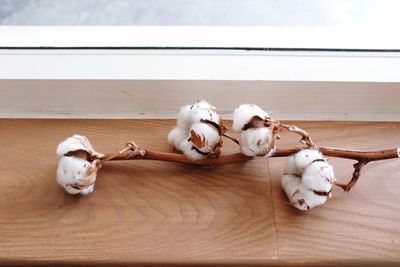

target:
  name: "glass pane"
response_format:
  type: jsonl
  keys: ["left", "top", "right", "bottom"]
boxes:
{"left": 0, "top": 0, "right": 398, "bottom": 28}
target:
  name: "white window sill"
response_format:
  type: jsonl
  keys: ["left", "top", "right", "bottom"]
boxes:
{"left": 0, "top": 26, "right": 399, "bottom": 120}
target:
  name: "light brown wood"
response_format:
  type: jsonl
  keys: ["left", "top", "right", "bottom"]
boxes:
{"left": 1, "top": 119, "right": 400, "bottom": 266}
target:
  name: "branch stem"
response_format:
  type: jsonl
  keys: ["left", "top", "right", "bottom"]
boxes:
{"left": 107, "top": 146, "right": 399, "bottom": 166}
{"left": 110, "top": 150, "right": 252, "bottom": 166}
{"left": 271, "top": 146, "right": 400, "bottom": 162}
{"left": 222, "top": 133, "right": 240, "bottom": 145}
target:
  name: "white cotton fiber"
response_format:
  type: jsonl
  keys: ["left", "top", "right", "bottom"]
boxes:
{"left": 231, "top": 104, "right": 274, "bottom": 157}
{"left": 176, "top": 100, "right": 219, "bottom": 129}
{"left": 178, "top": 139, "right": 205, "bottom": 161}
{"left": 190, "top": 122, "right": 220, "bottom": 149}
{"left": 282, "top": 149, "right": 335, "bottom": 211}
{"left": 179, "top": 122, "right": 221, "bottom": 160}
{"left": 281, "top": 173, "right": 302, "bottom": 201}
{"left": 177, "top": 105, "right": 192, "bottom": 129}
{"left": 302, "top": 161, "right": 335, "bottom": 193}
{"left": 56, "top": 134, "right": 103, "bottom": 158}
{"left": 56, "top": 156, "right": 98, "bottom": 195}
{"left": 284, "top": 149, "right": 324, "bottom": 176}
{"left": 239, "top": 127, "right": 273, "bottom": 157}
{"left": 190, "top": 103, "right": 220, "bottom": 125}
{"left": 167, "top": 100, "right": 223, "bottom": 161}
{"left": 167, "top": 127, "right": 187, "bottom": 150}
{"left": 232, "top": 104, "right": 269, "bottom": 132}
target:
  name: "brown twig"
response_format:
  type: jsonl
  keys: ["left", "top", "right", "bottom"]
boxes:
{"left": 107, "top": 146, "right": 399, "bottom": 166}
{"left": 277, "top": 122, "right": 316, "bottom": 148}
{"left": 334, "top": 160, "right": 369, "bottom": 192}
{"left": 106, "top": 145, "right": 399, "bottom": 192}
{"left": 110, "top": 150, "right": 252, "bottom": 167}
{"left": 272, "top": 146, "right": 399, "bottom": 192}
{"left": 270, "top": 146, "right": 400, "bottom": 161}
{"left": 98, "top": 141, "right": 146, "bottom": 165}
{"left": 222, "top": 133, "right": 240, "bottom": 145}
{"left": 95, "top": 118, "right": 399, "bottom": 193}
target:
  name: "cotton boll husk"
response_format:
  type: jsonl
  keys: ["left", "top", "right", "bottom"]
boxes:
{"left": 232, "top": 104, "right": 269, "bottom": 132}
{"left": 179, "top": 122, "right": 221, "bottom": 160}
{"left": 239, "top": 127, "right": 273, "bottom": 157}
{"left": 56, "top": 134, "right": 103, "bottom": 158}
{"left": 56, "top": 156, "right": 98, "bottom": 195}
{"left": 167, "top": 127, "right": 187, "bottom": 150}
{"left": 302, "top": 161, "right": 335, "bottom": 193}
{"left": 190, "top": 122, "right": 220, "bottom": 151}
{"left": 285, "top": 149, "right": 324, "bottom": 175}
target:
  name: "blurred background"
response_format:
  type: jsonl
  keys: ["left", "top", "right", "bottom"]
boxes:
{"left": 0, "top": 0, "right": 399, "bottom": 27}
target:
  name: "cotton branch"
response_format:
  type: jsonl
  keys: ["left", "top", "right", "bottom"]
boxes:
{"left": 109, "top": 150, "right": 252, "bottom": 167}
{"left": 334, "top": 160, "right": 368, "bottom": 192}
{"left": 268, "top": 119, "right": 316, "bottom": 148}
{"left": 57, "top": 100, "right": 400, "bottom": 201}
{"left": 222, "top": 133, "right": 240, "bottom": 145}
{"left": 108, "top": 146, "right": 399, "bottom": 164}
{"left": 105, "top": 143, "right": 399, "bottom": 192}
{"left": 272, "top": 146, "right": 400, "bottom": 192}
{"left": 86, "top": 119, "right": 399, "bottom": 193}
{"left": 99, "top": 141, "right": 145, "bottom": 165}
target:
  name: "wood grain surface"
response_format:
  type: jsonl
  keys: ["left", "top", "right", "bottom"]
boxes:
{"left": 0, "top": 119, "right": 400, "bottom": 266}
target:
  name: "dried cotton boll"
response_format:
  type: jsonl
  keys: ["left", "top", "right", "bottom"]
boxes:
{"left": 284, "top": 149, "right": 324, "bottom": 176}
{"left": 175, "top": 100, "right": 218, "bottom": 129}
{"left": 56, "top": 134, "right": 104, "bottom": 158}
{"left": 282, "top": 149, "right": 335, "bottom": 211}
{"left": 232, "top": 104, "right": 269, "bottom": 132}
{"left": 232, "top": 104, "right": 275, "bottom": 157}
{"left": 168, "top": 100, "right": 225, "bottom": 161}
{"left": 239, "top": 127, "right": 273, "bottom": 157}
{"left": 56, "top": 135, "right": 104, "bottom": 195}
{"left": 189, "top": 100, "right": 220, "bottom": 125}
{"left": 56, "top": 156, "right": 99, "bottom": 195}
{"left": 281, "top": 174, "right": 311, "bottom": 211}
{"left": 287, "top": 183, "right": 326, "bottom": 211}
{"left": 179, "top": 122, "right": 222, "bottom": 160}
{"left": 167, "top": 127, "right": 188, "bottom": 151}
{"left": 302, "top": 161, "right": 335, "bottom": 195}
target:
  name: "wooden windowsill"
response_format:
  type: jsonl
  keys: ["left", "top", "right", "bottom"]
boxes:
{"left": 1, "top": 119, "right": 400, "bottom": 266}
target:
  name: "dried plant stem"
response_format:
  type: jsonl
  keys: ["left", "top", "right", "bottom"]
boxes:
{"left": 107, "top": 146, "right": 399, "bottom": 191}
{"left": 109, "top": 146, "right": 399, "bottom": 165}
{"left": 222, "top": 133, "right": 240, "bottom": 145}
{"left": 110, "top": 150, "right": 252, "bottom": 167}
{"left": 99, "top": 141, "right": 146, "bottom": 165}
{"left": 277, "top": 123, "right": 316, "bottom": 148}
{"left": 334, "top": 160, "right": 369, "bottom": 192}
{"left": 272, "top": 146, "right": 399, "bottom": 192}
{"left": 101, "top": 121, "right": 399, "bottom": 192}
{"left": 271, "top": 146, "right": 400, "bottom": 161}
